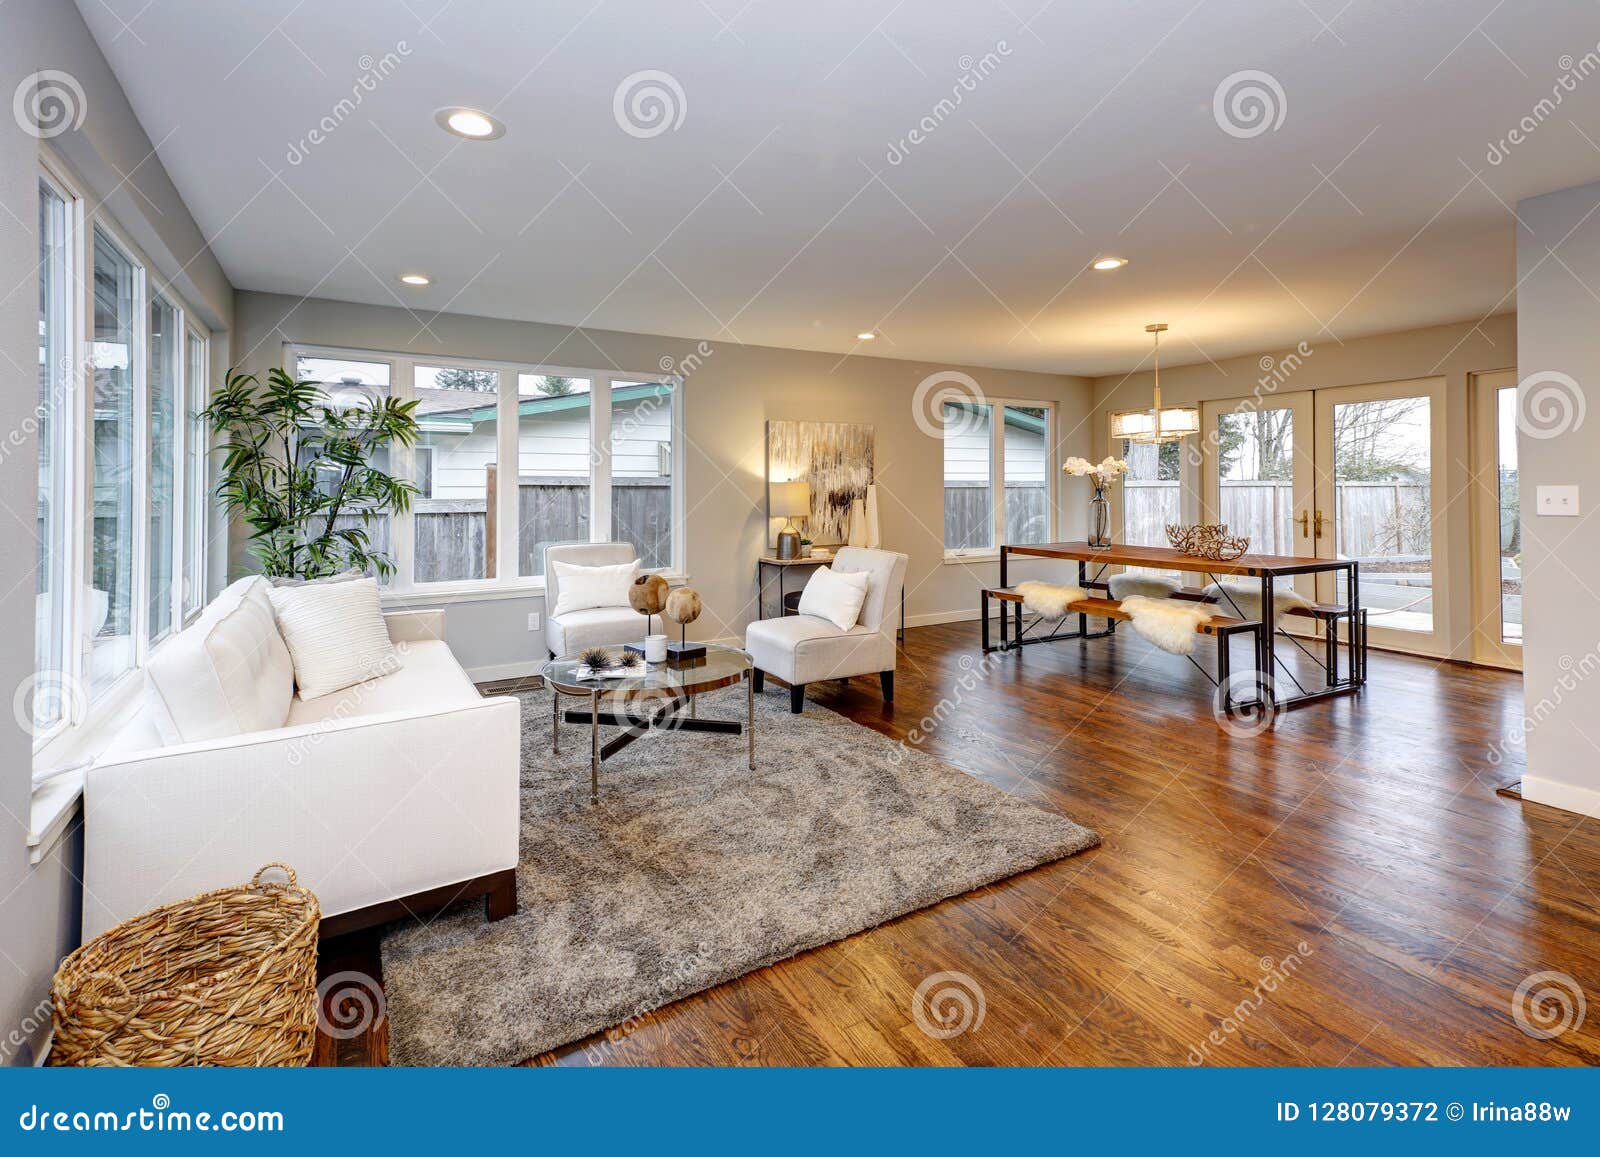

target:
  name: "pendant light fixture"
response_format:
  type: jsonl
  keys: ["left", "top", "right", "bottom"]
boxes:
{"left": 1109, "top": 323, "right": 1200, "bottom": 444}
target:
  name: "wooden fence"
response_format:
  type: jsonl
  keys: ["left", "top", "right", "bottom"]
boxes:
{"left": 945, "top": 482, "right": 1050, "bottom": 548}
{"left": 1122, "top": 480, "right": 1431, "bottom": 558}
{"left": 335, "top": 476, "right": 671, "bottom": 582}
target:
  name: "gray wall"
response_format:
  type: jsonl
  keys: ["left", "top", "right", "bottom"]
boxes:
{"left": 1516, "top": 181, "right": 1600, "bottom": 819}
{"left": 1, "top": 0, "right": 234, "bottom": 1063}
{"left": 231, "top": 292, "right": 1097, "bottom": 674}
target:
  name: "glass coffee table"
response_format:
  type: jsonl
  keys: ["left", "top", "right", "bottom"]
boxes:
{"left": 541, "top": 643, "right": 755, "bottom": 803}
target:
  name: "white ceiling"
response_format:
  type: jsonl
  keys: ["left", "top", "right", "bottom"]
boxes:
{"left": 78, "top": 0, "right": 1600, "bottom": 375}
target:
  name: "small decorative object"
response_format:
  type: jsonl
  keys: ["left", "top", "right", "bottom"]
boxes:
{"left": 1063, "top": 456, "right": 1129, "bottom": 551}
{"left": 799, "top": 537, "right": 813, "bottom": 558}
{"left": 576, "top": 647, "right": 645, "bottom": 679}
{"left": 579, "top": 646, "right": 616, "bottom": 672}
{"left": 644, "top": 634, "right": 668, "bottom": 663}
{"left": 663, "top": 586, "right": 706, "bottom": 663}
{"left": 618, "top": 650, "right": 645, "bottom": 671}
{"left": 770, "top": 480, "right": 810, "bottom": 560}
{"left": 50, "top": 863, "right": 319, "bottom": 1066}
{"left": 1165, "top": 523, "right": 1251, "bottom": 561}
{"left": 810, "top": 547, "right": 831, "bottom": 561}
{"left": 625, "top": 573, "right": 670, "bottom": 658}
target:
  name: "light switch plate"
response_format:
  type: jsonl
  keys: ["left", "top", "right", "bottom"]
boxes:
{"left": 1537, "top": 485, "right": 1580, "bottom": 517}
{"left": 526, "top": 612, "right": 541, "bottom": 630}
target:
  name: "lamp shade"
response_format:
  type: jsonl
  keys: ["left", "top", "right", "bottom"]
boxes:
{"left": 770, "top": 480, "right": 811, "bottom": 518}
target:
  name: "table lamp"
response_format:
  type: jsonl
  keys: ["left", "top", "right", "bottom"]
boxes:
{"left": 771, "top": 480, "right": 811, "bottom": 560}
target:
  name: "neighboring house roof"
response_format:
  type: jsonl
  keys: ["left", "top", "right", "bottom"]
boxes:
{"left": 942, "top": 400, "right": 1047, "bottom": 435}
{"left": 413, "top": 381, "right": 671, "bottom": 433}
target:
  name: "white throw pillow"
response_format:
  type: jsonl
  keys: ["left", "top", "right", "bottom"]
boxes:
{"left": 798, "top": 566, "right": 870, "bottom": 631}
{"left": 144, "top": 576, "right": 295, "bottom": 743}
{"left": 267, "top": 576, "right": 400, "bottom": 700}
{"left": 551, "top": 559, "right": 641, "bottom": 617}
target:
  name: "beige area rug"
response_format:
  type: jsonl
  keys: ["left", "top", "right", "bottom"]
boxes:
{"left": 380, "top": 683, "right": 1099, "bottom": 1065}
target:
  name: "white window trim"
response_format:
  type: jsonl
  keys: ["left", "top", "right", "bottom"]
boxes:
{"left": 282, "top": 343, "right": 688, "bottom": 600}
{"left": 31, "top": 147, "right": 219, "bottom": 855}
{"left": 942, "top": 397, "right": 1058, "bottom": 562}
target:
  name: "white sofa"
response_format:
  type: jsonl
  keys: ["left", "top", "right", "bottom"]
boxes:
{"left": 744, "top": 546, "right": 907, "bottom": 712}
{"left": 542, "top": 541, "right": 647, "bottom": 658}
{"left": 82, "top": 576, "right": 521, "bottom": 940}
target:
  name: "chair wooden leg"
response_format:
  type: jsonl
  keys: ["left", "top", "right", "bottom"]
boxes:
{"left": 879, "top": 670, "right": 894, "bottom": 702}
{"left": 485, "top": 869, "right": 517, "bottom": 922}
{"left": 753, "top": 669, "right": 765, "bottom": 693}
{"left": 789, "top": 684, "right": 806, "bottom": 713}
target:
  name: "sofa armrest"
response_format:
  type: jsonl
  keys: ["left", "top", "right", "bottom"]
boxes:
{"left": 83, "top": 695, "right": 520, "bottom": 939}
{"left": 385, "top": 608, "right": 445, "bottom": 643}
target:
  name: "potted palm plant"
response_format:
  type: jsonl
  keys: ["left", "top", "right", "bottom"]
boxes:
{"left": 201, "top": 367, "right": 420, "bottom": 580}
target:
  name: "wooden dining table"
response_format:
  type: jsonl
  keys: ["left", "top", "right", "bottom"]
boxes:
{"left": 999, "top": 540, "right": 1365, "bottom": 711}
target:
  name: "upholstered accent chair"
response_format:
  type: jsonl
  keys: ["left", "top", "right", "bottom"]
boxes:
{"left": 744, "top": 546, "right": 908, "bottom": 713}
{"left": 542, "top": 541, "right": 645, "bottom": 658}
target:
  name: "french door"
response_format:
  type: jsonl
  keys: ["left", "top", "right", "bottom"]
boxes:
{"left": 1470, "top": 370, "right": 1521, "bottom": 669}
{"left": 1197, "top": 378, "right": 1449, "bottom": 656}
{"left": 1199, "top": 391, "right": 1318, "bottom": 609}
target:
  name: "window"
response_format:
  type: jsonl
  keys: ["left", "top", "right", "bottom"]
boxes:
{"left": 517, "top": 373, "right": 592, "bottom": 578}
{"left": 413, "top": 364, "right": 498, "bottom": 582}
{"left": 292, "top": 355, "right": 395, "bottom": 581}
{"left": 147, "top": 293, "right": 179, "bottom": 643}
{"left": 90, "top": 227, "right": 138, "bottom": 694}
{"left": 610, "top": 380, "right": 675, "bottom": 569}
{"left": 35, "top": 178, "right": 72, "bottom": 733}
{"left": 943, "top": 398, "right": 1055, "bottom": 556}
{"left": 184, "top": 331, "right": 207, "bottom": 617}
{"left": 1116, "top": 436, "right": 1182, "bottom": 547}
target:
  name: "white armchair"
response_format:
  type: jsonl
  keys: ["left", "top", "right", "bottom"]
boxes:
{"left": 542, "top": 541, "right": 646, "bottom": 658}
{"left": 745, "top": 546, "right": 907, "bottom": 713}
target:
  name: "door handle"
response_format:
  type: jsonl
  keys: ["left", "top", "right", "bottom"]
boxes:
{"left": 1314, "top": 510, "right": 1325, "bottom": 539}
{"left": 1296, "top": 510, "right": 1310, "bottom": 538}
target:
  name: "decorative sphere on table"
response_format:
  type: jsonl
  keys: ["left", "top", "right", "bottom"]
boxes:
{"left": 663, "top": 587, "right": 703, "bottom": 626}
{"left": 628, "top": 573, "right": 669, "bottom": 616}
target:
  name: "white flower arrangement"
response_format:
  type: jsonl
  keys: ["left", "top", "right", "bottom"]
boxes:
{"left": 1062, "top": 456, "right": 1130, "bottom": 487}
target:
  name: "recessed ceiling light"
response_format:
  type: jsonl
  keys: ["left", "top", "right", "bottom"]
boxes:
{"left": 857, "top": 331, "right": 877, "bottom": 341}
{"left": 399, "top": 273, "right": 431, "bottom": 286}
{"left": 435, "top": 107, "right": 506, "bottom": 140}
{"left": 1092, "top": 256, "right": 1128, "bottom": 271}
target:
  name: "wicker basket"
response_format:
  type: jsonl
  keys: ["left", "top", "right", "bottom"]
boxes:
{"left": 50, "top": 863, "right": 321, "bottom": 1067}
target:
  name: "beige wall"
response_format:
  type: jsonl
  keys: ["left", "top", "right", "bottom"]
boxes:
{"left": 2, "top": 0, "right": 234, "bottom": 1064}
{"left": 1088, "top": 314, "right": 1518, "bottom": 662}
{"left": 231, "top": 292, "right": 1096, "bottom": 675}
{"left": 1516, "top": 181, "right": 1600, "bottom": 819}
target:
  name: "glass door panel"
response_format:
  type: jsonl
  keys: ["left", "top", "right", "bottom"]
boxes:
{"left": 1471, "top": 369, "right": 1520, "bottom": 668}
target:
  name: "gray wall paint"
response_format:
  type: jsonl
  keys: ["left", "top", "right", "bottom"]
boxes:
{"left": 1516, "top": 182, "right": 1600, "bottom": 818}
{"left": 231, "top": 292, "right": 1097, "bottom": 674}
{"left": 1, "top": 0, "right": 233, "bottom": 1063}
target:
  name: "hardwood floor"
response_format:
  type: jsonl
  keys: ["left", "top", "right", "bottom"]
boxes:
{"left": 316, "top": 620, "right": 1600, "bottom": 1066}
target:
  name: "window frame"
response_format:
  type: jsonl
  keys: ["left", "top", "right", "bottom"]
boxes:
{"left": 283, "top": 343, "right": 687, "bottom": 600}
{"left": 942, "top": 395, "right": 1058, "bottom": 562}
{"left": 32, "top": 147, "right": 216, "bottom": 776}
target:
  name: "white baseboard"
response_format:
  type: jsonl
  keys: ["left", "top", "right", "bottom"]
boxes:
{"left": 904, "top": 607, "right": 982, "bottom": 629}
{"left": 1520, "top": 774, "right": 1600, "bottom": 820}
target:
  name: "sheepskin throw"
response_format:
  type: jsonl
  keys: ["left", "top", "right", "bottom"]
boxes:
{"left": 1120, "top": 595, "right": 1214, "bottom": 655}
{"left": 1108, "top": 573, "right": 1181, "bottom": 600}
{"left": 1014, "top": 581, "right": 1088, "bottom": 619}
{"left": 1202, "top": 580, "right": 1311, "bottom": 623}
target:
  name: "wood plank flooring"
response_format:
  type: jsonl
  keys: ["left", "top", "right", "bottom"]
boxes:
{"left": 316, "top": 620, "right": 1600, "bottom": 1066}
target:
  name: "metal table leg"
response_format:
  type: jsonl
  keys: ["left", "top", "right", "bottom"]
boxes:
{"left": 552, "top": 686, "right": 560, "bottom": 754}
{"left": 590, "top": 688, "right": 600, "bottom": 804}
{"left": 1259, "top": 572, "right": 1276, "bottom": 708}
{"left": 747, "top": 668, "right": 756, "bottom": 770}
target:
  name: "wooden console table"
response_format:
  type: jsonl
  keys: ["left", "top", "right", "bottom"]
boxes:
{"left": 998, "top": 541, "right": 1365, "bottom": 711}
